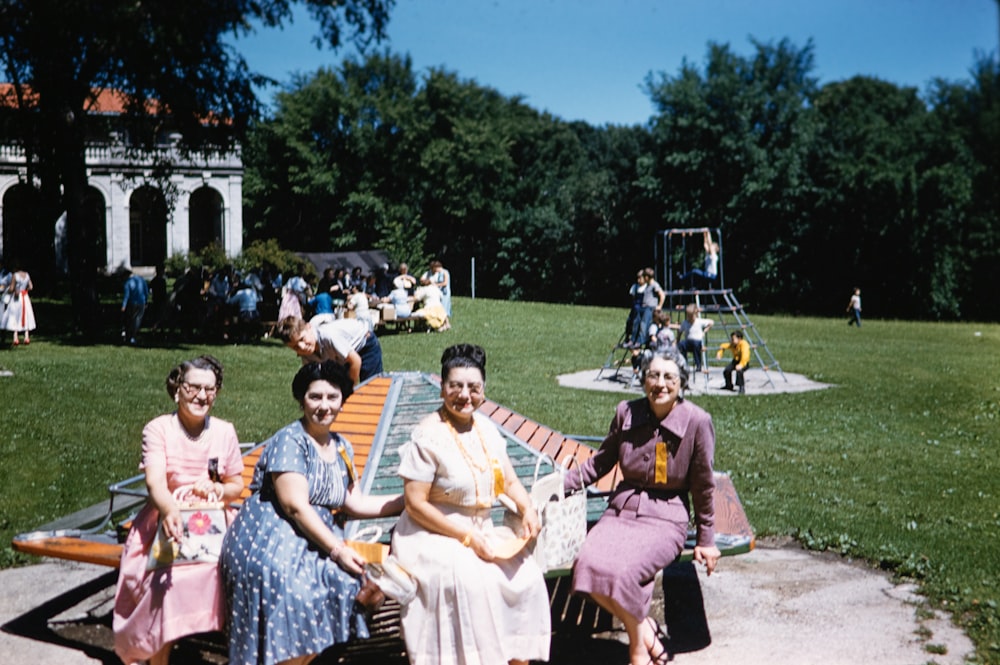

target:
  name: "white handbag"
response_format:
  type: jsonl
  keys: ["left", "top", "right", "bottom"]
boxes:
{"left": 366, "top": 556, "right": 417, "bottom": 605}
{"left": 146, "top": 485, "right": 227, "bottom": 570}
{"left": 528, "top": 454, "right": 588, "bottom": 573}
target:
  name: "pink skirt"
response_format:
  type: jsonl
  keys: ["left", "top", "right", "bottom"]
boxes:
{"left": 112, "top": 503, "right": 226, "bottom": 664}
{"left": 572, "top": 506, "right": 688, "bottom": 622}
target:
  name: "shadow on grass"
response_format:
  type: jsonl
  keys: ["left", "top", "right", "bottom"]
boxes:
{"left": 30, "top": 297, "right": 272, "bottom": 351}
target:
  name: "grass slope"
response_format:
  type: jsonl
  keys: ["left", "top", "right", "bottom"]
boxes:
{"left": 0, "top": 297, "right": 997, "bottom": 661}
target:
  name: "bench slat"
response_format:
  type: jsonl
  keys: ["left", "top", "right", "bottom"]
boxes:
{"left": 12, "top": 535, "right": 123, "bottom": 567}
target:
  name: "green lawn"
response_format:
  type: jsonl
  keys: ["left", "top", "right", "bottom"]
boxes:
{"left": 1, "top": 296, "right": 997, "bottom": 662}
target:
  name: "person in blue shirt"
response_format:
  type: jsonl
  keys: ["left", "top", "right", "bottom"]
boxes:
{"left": 308, "top": 290, "right": 335, "bottom": 317}
{"left": 226, "top": 281, "right": 263, "bottom": 343}
{"left": 121, "top": 270, "right": 149, "bottom": 345}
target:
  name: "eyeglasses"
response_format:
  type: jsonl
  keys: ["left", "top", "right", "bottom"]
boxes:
{"left": 181, "top": 381, "right": 218, "bottom": 397}
{"left": 645, "top": 372, "right": 680, "bottom": 384}
{"left": 444, "top": 381, "right": 484, "bottom": 395}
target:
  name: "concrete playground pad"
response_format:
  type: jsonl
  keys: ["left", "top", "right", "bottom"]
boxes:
{"left": 1, "top": 538, "right": 975, "bottom": 664}
{"left": 558, "top": 365, "right": 832, "bottom": 396}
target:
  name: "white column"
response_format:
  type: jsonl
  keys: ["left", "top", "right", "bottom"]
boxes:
{"left": 226, "top": 174, "right": 243, "bottom": 257}
{"left": 171, "top": 174, "right": 190, "bottom": 257}
{"left": 107, "top": 174, "right": 127, "bottom": 271}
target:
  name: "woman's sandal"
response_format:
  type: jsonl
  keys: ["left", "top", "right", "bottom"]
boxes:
{"left": 643, "top": 616, "right": 670, "bottom": 665}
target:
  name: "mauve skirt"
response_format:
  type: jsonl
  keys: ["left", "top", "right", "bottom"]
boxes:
{"left": 571, "top": 505, "right": 688, "bottom": 622}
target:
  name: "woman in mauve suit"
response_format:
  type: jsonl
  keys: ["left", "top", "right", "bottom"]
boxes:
{"left": 564, "top": 346, "right": 720, "bottom": 665}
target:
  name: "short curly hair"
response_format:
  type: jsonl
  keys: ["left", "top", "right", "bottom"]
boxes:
{"left": 166, "top": 355, "right": 224, "bottom": 399}
{"left": 639, "top": 347, "right": 690, "bottom": 391}
{"left": 292, "top": 361, "right": 354, "bottom": 403}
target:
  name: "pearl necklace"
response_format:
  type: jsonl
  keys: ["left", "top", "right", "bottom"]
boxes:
{"left": 441, "top": 408, "right": 494, "bottom": 508}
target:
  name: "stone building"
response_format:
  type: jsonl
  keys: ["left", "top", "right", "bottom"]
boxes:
{"left": 0, "top": 86, "right": 243, "bottom": 273}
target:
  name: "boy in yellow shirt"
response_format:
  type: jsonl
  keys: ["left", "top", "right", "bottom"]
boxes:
{"left": 716, "top": 329, "right": 751, "bottom": 394}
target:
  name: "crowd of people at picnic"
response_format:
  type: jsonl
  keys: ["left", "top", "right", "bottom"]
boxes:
{"left": 112, "top": 336, "right": 719, "bottom": 665}
{"left": 106, "top": 258, "right": 453, "bottom": 347}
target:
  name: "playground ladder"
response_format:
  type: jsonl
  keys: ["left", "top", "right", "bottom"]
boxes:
{"left": 595, "top": 329, "right": 640, "bottom": 387}
{"left": 669, "top": 286, "right": 787, "bottom": 389}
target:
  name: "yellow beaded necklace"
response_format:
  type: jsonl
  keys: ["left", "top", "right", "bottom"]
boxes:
{"left": 440, "top": 408, "right": 502, "bottom": 508}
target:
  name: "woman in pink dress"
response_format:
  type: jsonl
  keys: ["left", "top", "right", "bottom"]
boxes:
{"left": 113, "top": 355, "right": 244, "bottom": 665}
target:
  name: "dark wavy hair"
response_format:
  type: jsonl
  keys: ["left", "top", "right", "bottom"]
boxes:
{"left": 166, "top": 355, "right": 224, "bottom": 399}
{"left": 440, "top": 343, "right": 487, "bottom": 382}
{"left": 292, "top": 360, "right": 354, "bottom": 403}
{"left": 639, "top": 346, "right": 690, "bottom": 391}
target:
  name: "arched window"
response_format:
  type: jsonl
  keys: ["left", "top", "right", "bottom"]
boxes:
{"left": 2, "top": 184, "right": 41, "bottom": 263}
{"left": 83, "top": 186, "right": 108, "bottom": 271}
{"left": 129, "top": 186, "right": 167, "bottom": 267}
{"left": 3, "top": 185, "right": 40, "bottom": 261}
{"left": 189, "top": 186, "right": 224, "bottom": 253}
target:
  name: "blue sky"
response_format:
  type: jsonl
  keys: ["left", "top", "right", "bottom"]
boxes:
{"left": 235, "top": 0, "right": 999, "bottom": 126}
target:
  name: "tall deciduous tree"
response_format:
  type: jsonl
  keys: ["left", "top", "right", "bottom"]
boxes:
{"left": 809, "top": 77, "right": 929, "bottom": 315}
{"left": 245, "top": 52, "right": 425, "bottom": 265}
{"left": 925, "top": 54, "right": 1000, "bottom": 321}
{"left": 0, "top": 0, "right": 392, "bottom": 335}
{"left": 644, "top": 39, "right": 820, "bottom": 309}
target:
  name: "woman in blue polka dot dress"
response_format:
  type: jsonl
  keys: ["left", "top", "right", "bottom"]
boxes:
{"left": 220, "top": 361, "right": 403, "bottom": 665}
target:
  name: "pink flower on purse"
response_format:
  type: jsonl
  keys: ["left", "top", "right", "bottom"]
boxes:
{"left": 186, "top": 510, "right": 214, "bottom": 535}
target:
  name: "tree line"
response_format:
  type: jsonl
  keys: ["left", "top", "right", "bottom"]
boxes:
{"left": 244, "top": 41, "right": 999, "bottom": 321}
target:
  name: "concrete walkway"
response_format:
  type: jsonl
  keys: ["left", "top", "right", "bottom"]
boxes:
{"left": 1, "top": 538, "right": 975, "bottom": 664}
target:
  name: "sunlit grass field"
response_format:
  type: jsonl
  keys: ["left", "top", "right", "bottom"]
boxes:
{"left": 0, "top": 296, "right": 997, "bottom": 661}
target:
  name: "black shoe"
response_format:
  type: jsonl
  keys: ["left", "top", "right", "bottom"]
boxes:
{"left": 738, "top": 386, "right": 745, "bottom": 394}
{"left": 721, "top": 384, "right": 734, "bottom": 391}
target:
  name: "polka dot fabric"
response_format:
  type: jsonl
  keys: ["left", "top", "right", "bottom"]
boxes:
{"left": 220, "top": 421, "right": 367, "bottom": 665}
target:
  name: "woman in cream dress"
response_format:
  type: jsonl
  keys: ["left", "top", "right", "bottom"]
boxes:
{"left": 392, "top": 344, "right": 550, "bottom": 665}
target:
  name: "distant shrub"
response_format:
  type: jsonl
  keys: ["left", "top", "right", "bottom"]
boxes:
{"left": 236, "top": 239, "right": 316, "bottom": 282}
{"left": 161, "top": 240, "right": 316, "bottom": 282}
{"left": 163, "top": 251, "right": 194, "bottom": 276}
{"left": 194, "top": 242, "right": 229, "bottom": 273}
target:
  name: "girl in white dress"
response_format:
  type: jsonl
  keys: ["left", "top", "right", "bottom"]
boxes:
{"left": 2, "top": 267, "right": 35, "bottom": 345}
